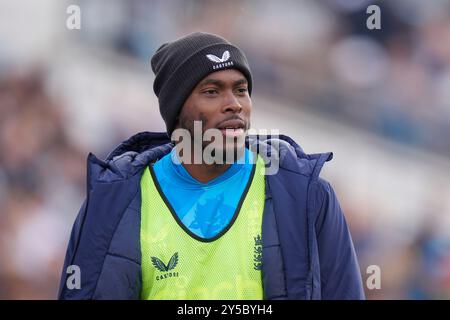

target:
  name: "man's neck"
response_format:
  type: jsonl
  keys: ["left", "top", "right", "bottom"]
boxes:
{"left": 181, "top": 162, "right": 231, "bottom": 183}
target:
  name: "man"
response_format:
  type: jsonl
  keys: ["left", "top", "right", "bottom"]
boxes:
{"left": 58, "top": 32, "right": 365, "bottom": 300}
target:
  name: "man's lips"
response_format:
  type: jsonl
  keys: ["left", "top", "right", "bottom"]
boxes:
{"left": 216, "top": 119, "right": 246, "bottom": 130}
{"left": 219, "top": 128, "right": 245, "bottom": 137}
{"left": 215, "top": 119, "right": 246, "bottom": 137}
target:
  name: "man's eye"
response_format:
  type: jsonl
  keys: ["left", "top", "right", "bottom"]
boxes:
{"left": 204, "top": 89, "right": 218, "bottom": 95}
{"left": 237, "top": 88, "right": 248, "bottom": 94}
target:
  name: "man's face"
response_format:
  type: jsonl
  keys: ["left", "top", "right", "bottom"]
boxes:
{"left": 175, "top": 69, "right": 252, "bottom": 161}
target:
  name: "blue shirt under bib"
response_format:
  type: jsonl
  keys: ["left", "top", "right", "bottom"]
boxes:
{"left": 152, "top": 148, "right": 254, "bottom": 239}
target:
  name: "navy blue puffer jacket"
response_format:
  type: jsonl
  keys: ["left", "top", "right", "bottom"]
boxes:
{"left": 58, "top": 132, "right": 365, "bottom": 300}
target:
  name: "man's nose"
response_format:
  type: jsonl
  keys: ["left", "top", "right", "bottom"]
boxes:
{"left": 222, "top": 91, "right": 242, "bottom": 113}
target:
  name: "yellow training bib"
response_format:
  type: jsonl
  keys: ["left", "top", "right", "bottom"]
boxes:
{"left": 140, "top": 155, "right": 266, "bottom": 300}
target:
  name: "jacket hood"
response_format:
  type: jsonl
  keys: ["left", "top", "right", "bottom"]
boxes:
{"left": 87, "top": 131, "right": 333, "bottom": 184}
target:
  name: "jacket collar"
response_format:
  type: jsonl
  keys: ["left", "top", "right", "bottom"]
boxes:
{"left": 88, "top": 131, "right": 333, "bottom": 183}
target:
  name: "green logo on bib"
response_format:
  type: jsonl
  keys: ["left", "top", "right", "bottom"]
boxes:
{"left": 253, "top": 235, "right": 262, "bottom": 271}
{"left": 151, "top": 252, "right": 179, "bottom": 272}
{"left": 151, "top": 252, "right": 180, "bottom": 281}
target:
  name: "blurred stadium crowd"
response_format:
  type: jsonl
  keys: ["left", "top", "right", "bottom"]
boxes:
{"left": 0, "top": 0, "right": 449, "bottom": 299}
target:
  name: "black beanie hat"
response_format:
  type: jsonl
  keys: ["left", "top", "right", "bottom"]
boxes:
{"left": 150, "top": 32, "right": 253, "bottom": 134}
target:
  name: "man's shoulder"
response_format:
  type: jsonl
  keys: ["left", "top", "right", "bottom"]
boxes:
{"left": 248, "top": 134, "right": 333, "bottom": 179}
{"left": 87, "top": 132, "right": 173, "bottom": 184}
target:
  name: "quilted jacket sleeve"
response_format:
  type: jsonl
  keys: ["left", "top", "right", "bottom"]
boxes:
{"left": 314, "top": 178, "right": 365, "bottom": 300}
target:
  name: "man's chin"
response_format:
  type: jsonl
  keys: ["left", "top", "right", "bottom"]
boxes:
{"left": 201, "top": 142, "right": 246, "bottom": 164}
{"left": 221, "top": 143, "right": 246, "bottom": 164}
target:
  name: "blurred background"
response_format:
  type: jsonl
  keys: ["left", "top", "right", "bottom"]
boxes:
{"left": 1, "top": 0, "right": 450, "bottom": 299}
